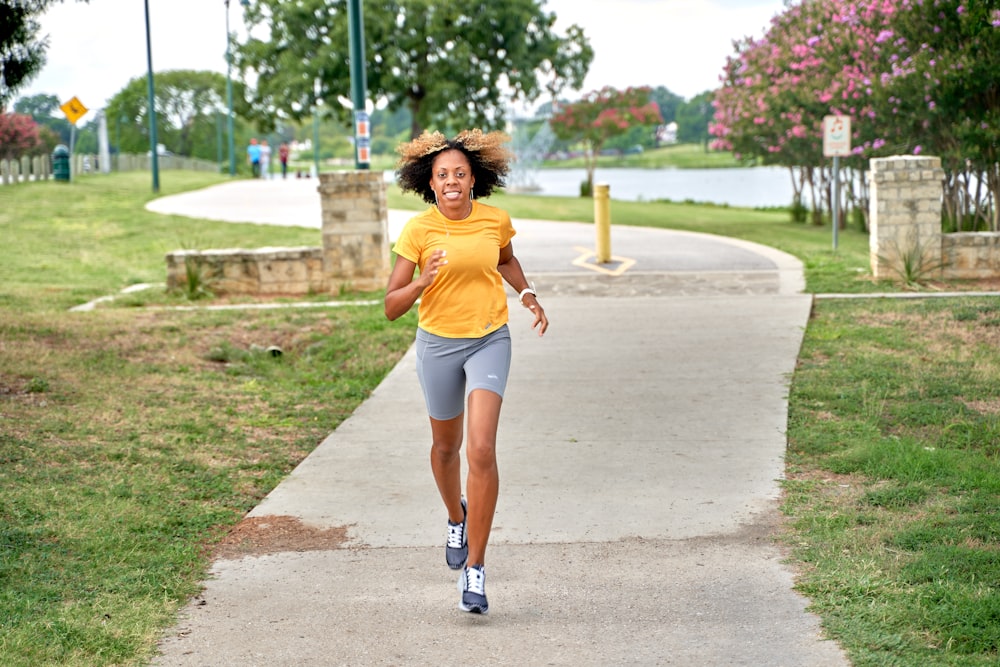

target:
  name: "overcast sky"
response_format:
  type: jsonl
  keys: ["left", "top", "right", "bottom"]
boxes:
{"left": 18, "top": 0, "right": 786, "bottom": 122}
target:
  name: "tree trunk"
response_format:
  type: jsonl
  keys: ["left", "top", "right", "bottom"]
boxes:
{"left": 407, "top": 90, "right": 425, "bottom": 139}
{"left": 583, "top": 141, "right": 600, "bottom": 197}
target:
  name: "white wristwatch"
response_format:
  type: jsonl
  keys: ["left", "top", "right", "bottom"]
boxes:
{"left": 518, "top": 287, "right": 537, "bottom": 306}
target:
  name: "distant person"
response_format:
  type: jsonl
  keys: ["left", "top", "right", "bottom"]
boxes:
{"left": 278, "top": 142, "right": 290, "bottom": 179}
{"left": 385, "top": 129, "right": 548, "bottom": 615}
{"left": 247, "top": 138, "right": 261, "bottom": 178}
{"left": 260, "top": 140, "right": 272, "bottom": 180}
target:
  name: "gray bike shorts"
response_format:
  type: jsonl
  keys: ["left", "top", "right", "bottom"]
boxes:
{"left": 414, "top": 325, "right": 512, "bottom": 420}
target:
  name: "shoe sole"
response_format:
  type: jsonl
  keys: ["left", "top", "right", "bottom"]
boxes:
{"left": 457, "top": 570, "right": 488, "bottom": 614}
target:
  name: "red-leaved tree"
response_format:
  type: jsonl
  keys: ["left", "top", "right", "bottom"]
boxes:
{"left": 0, "top": 111, "right": 42, "bottom": 160}
{"left": 549, "top": 86, "right": 663, "bottom": 195}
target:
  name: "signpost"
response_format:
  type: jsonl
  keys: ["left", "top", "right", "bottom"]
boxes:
{"left": 59, "top": 96, "right": 89, "bottom": 181}
{"left": 823, "top": 115, "right": 851, "bottom": 250}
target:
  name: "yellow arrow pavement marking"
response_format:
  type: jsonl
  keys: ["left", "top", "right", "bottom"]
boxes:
{"left": 571, "top": 246, "right": 636, "bottom": 276}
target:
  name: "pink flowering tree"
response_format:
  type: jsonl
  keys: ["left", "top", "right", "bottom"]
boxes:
{"left": 549, "top": 86, "right": 663, "bottom": 195}
{"left": 0, "top": 111, "right": 42, "bottom": 160}
{"left": 711, "top": 0, "right": 897, "bottom": 225}
{"left": 712, "top": 0, "right": 999, "bottom": 231}
{"left": 874, "top": 1, "right": 1000, "bottom": 230}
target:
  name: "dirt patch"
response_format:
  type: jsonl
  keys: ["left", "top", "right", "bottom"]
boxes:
{"left": 963, "top": 398, "right": 1000, "bottom": 415}
{"left": 213, "top": 515, "right": 353, "bottom": 560}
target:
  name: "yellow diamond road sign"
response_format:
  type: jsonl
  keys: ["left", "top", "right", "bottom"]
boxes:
{"left": 60, "top": 96, "right": 89, "bottom": 125}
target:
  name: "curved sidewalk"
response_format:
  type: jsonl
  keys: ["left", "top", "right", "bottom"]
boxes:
{"left": 150, "top": 180, "right": 848, "bottom": 666}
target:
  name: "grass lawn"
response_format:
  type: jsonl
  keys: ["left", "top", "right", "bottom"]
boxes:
{"left": 541, "top": 142, "right": 748, "bottom": 169}
{"left": 1, "top": 170, "right": 998, "bottom": 666}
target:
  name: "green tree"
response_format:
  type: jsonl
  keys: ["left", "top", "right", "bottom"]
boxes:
{"left": 549, "top": 85, "right": 663, "bottom": 194}
{"left": 12, "top": 91, "right": 59, "bottom": 117}
{"left": 1, "top": 0, "right": 89, "bottom": 107}
{"left": 105, "top": 70, "right": 237, "bottom": 160}
{"left": 675, "top": 91, "right": 714, "bottom": 146}
{"left": 649, "top": 86, "right": 683, "bottom": 125}
{"left": 236, "top": 0, "right": 592, "bottom": 138}
{"left": 13, "top": 92, "right": 71, "bottom": 143}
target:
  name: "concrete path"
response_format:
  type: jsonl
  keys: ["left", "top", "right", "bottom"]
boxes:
{"left": 148, "top": 179, "right": 849, "bottom": 666}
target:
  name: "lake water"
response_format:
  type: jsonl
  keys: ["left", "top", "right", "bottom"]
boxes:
{"left": 511, "top": 167, "right": 798, "bottom": 209}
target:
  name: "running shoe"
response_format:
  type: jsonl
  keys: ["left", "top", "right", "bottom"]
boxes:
{"left": 458, "top": 564, "right": 488, "bottom": 614}
{"left": 446, "top": 497, "right": 468, "bottom": 570}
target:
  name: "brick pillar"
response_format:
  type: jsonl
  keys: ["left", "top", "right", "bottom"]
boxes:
{"left": 317, "top": 171, "right": 392, "bottom": 293}
{"left": 869, "top": 156, "right": 945, "bottom": 280}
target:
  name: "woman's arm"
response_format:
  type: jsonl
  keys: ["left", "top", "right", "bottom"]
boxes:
{"left": 498, "top": 242, "right": 548, "bottom": 336}
{"left": 384, "top": 250, "right": 447, "bottom": 321}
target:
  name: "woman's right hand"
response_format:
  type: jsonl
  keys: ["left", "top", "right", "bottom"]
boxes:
{"left": 417, "top": 249, "right": 448, "bottom": 288}
{"left": 385, "top": 250, "right": 447, "bottom": 321}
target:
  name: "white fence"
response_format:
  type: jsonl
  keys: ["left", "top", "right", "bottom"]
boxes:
{"left": 0, "top": 152, "right": 219, "bottom": 184}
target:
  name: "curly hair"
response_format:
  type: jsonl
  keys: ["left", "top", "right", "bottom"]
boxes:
{"left": 395, "top": 129, "right": 513, "bottom": 204}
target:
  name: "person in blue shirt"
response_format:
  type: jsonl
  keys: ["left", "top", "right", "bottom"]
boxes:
{"left": 246, "top": 138, "right": 262, "bottom": 178}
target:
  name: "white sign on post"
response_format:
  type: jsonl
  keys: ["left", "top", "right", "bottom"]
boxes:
{"left": 823, "top": 115, "right": 852, "bottom": 157}
{"left": 823, "top": 115, "right": 851, "bottom": 250}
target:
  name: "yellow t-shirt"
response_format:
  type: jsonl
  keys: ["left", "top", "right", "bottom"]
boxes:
{"left": 393, "top": 201, "right": 516, "bottom": 338}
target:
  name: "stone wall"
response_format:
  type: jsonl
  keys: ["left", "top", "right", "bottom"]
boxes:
{"left": 869, "top": 155, "right": 999, "bottom": 281}
{"left": 941, "top": 232, "right": 1000, "bottom": 279}
{"left": 166, "top": 246, "right": 325, "bottom": 295}
{"left": 165, "top": 171, "right": 391, "bottom": 297}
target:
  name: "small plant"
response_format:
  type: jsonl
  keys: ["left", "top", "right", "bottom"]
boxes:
{"left": 25, "top": 376, "right": 48, "bottom": 393}
{"left": 182, "top": 255, "right": 214, "bottom": 301}
{"left": 851, "top": 205, "right": 867, "bottom": 233}
{"left": 877, "top": 231, "right": 945, "bottom": 287}
{"left": 173, "top": 238, "right": 216, "bottom": 301}
{"left": 789, "top": 194, "right": 808, "bottom": 224}
{"left": 205, "top": 341, "right": 249, "bottom": 363}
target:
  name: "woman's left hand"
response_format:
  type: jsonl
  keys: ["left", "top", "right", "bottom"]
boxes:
{"left": 523, "top": 295, "right": 548, "bottom": 337}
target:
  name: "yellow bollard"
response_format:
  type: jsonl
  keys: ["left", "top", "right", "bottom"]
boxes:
{"left": 594, "top": 182, "right": 611, "bottom": 263}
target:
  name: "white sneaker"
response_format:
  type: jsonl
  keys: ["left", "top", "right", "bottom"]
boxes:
{"left": 458, "top": 564, "right": 488, "bottom": 614}
{"left": 445, "top": 498, "right": 468, "bottom": 570}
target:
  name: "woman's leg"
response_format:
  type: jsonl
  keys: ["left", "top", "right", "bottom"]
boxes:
{"left": 464, "top": 388, "right": 502, "bottom": 566}
{"left": 429, "top": 414, "right": 466, "bottom": 524}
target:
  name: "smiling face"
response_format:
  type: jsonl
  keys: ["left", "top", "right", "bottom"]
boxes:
{"left": 430, "top": 148, "right": 476, "bottom": 219}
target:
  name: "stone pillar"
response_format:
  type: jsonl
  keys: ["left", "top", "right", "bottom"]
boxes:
{"left": 869, "top": 156, "right": 945, "bottom": 280}
{"left": 317, "top": 171, "right": 392, "bottom": 293}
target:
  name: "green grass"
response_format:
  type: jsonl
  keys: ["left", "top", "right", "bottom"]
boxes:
{"left": 785, "top": 298, "right": 1000, "bottom": 666}
{"left": 541, "top": 142, "right": 747, "bottom": 169}
{"left": 0, "top": 172, "right": 321, "bottom": 312}
{"left": 1, "top": 173, "right": 415, "bottom": 665}
{"left": 2, "top": 170, "right": 999, "bottom": 666}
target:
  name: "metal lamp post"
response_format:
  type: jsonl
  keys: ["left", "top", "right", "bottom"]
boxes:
{"left": 144, "top": 0, "right": 159, "bottom": 192}
{"left": 347, "top": 0, "right": 369, "bottom": 169}
{"left": 225, "top": 0, "right": 249, "bottom": 176}
{"left": 313, "top": 78, "right": 321, "bottom": 177}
